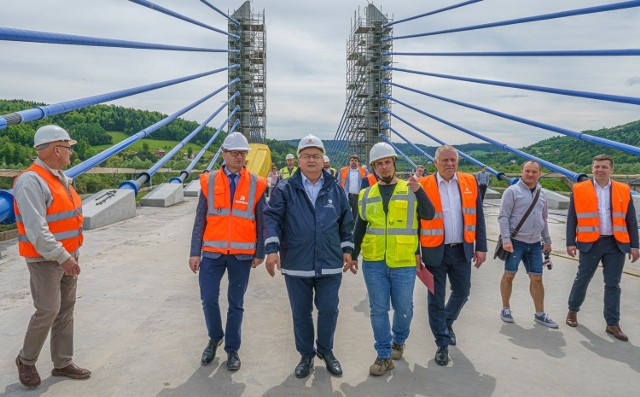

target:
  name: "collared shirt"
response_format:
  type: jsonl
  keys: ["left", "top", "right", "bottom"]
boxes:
{"left": 594, "top": 178, "right": 613, "bottom": 235}
{"left": 436, "top": 172, "right": 463, "bottom": 244}
{"left": 348, "top": 168, "right": 361, "bottom": 194}
{"left": 301, "top": 172, "right": 324, "bottom": 207}
{"left": 476, "top": 170, "right": 489, "bottom": 186}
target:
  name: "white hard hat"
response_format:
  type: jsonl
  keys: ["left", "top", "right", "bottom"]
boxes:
{"left": 369, "top": 142, "right": 397, "bottom": 164}
{"left": 285, "top": 153, "right": 295, "bottom": 160}
{"left": 297, "top": 134, "right": 325, "bottom": 156}
{"left": 221, "top": 132, "right": 251, "bottom": 151}
{"left": 33, "top": 125, "right": 77, "bottom": 148}
{"left": 323, "top": 155, "right": 330, "bottom": 163}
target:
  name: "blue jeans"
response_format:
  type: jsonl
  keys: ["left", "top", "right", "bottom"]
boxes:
{"left": 284, "top": 275, "right": 341, "bottom": 357}
{"left": 426, "top": 245, "right": 471, "bottom": 348}
{"left": 199, "top": 255, "right": 252, "bottom": 353}
{"left": 362, "top": 260, "right": 416, "bottom": 359}
{"left": 568, "top": 236, "right": 625, "bottom": 326}
{"left": 504, "top": 239, "right": 543, "bottom": 275}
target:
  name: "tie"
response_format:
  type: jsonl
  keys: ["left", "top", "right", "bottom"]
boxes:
{"left": 229, "top": 174, "right": 237, "bottom": 206}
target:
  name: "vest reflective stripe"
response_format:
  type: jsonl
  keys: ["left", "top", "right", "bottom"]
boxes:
{"left": 200, "top": 168, "right": 267, "bottom": 255}
{"left": 576, "top": 212, "right": 599, "bottom": 219}
{"left": 14, "top": 164, "right": 84, "bottom": 258}
{"left": 573, "top": 180, "right": 630, "bottom": 244}
{"left": 366, "top": 228, "right": 416, "bottom": 236}
{"left": 358, "top": 180, "right": 419, "bottom": 268}
{"left": 419, "top": 173, "right": 478, "bottom": 247}
{"left": 203, "top": 241, "right": 257, "bottom": 249}
{"left": 421, "top": 229, "right": 444, "bottom": 236}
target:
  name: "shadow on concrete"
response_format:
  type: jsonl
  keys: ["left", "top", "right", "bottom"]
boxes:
{"left": 577, "top": 326, "right": 640, "bottom": 373}
{"left": 156, "top": 360, "right": 246, "bottom": 397}
{"left": 2, "top": 374, "right": 73, "bottom": 396}
{"left": 339, "top": 352, "right": 496, "bottom": 397}
{"left": 353, "top": 295, "right": 370, "bottom": 318}
{"left": 499, "top": 323, "right": 567, "bottom": 358}
{"left": 261, "top": 371, "right": 344, "bottom": 397}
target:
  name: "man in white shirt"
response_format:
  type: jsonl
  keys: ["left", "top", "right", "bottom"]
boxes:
{"left": 419, "top": 145, "right": 487, "bottom": 366}
{"left": 338, "top": 154, "right": 367, "bottom": 223}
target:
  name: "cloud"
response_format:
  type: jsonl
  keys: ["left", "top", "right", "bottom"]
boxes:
{"left": 1, "top": 0, "right": 638, "bottom": 150}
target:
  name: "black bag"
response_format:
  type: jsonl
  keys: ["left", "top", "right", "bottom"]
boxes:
{"left": 493, "top": 188, "right": 541, "bottom": 261}
{"left": 494, "top": 237, "right": 510, "bottom": 261}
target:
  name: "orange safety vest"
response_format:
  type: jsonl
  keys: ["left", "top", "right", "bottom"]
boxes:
{"left": 573, "top": 180, "right": 630, "bottom": 244}
{"left": 419, "top": 173, "right": 478, "bottom": 247}
{"left": 365, "top": 173, "right": 378, "bottom": 186}
{"left": 339, "top": 166, "right": 366, "bottom": 190}
{"left": 14, "top": 163, "right": 83, "bottom": 258}
{"left": 200, "top": 168, "right": 267, "bottom": 255}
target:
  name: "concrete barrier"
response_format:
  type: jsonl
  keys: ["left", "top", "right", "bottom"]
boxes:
{"left": 484, "top": 188, "right": 501, "bottom": 199}
{"left": 82, "top": 189, "right": 136, "bottom": 230}
{"left": 543, "top": 188, "right": 569, "bottom": 210}
{"left": 184, "top": 180, "right": 201, "bottom": 197}
{"left": 140, "top": 183, "right": 184, "bottom": 207}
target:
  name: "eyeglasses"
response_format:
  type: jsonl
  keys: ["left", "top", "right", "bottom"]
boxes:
{"left": 225, "top": 150, "right": 248, "bottom": 157}
{"left": 55, "top": 145, "right": 73, "bottom": 152}
{"left": 299, "top": 154, "right": 323, "bottom": 161}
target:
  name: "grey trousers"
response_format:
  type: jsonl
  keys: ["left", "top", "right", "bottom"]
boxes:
{"left": 19, "top": 260, "right": 77, "bottom": 368}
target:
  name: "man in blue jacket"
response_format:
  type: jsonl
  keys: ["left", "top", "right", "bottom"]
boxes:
{"left": 264, "top": 134, "right": 354, "bottom": 379}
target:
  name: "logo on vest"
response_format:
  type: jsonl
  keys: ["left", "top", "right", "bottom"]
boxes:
{"left": 324, "top": 199, "right": 335, "bottom": 209}
{"left": 464, "top": 186, "right": 472, "bottom": 194}
{"left": 235, "top": 195, "right": 248, "bottom": 205}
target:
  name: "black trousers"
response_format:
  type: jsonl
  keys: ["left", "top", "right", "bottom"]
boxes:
{"left": 348, "top": 193, "right": 359, "bottom": 223}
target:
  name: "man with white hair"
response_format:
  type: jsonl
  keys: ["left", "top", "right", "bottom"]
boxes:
{"left": 14, "top": 125, "right": 91, "bottom": 388}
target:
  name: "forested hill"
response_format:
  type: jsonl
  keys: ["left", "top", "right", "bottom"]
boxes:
{"left": 2, "top": 99, "right": 639, "bottom": 174}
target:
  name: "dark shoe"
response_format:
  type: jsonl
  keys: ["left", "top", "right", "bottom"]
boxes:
{"left": 51, "top": 363, "right": 91, "bottom": 379}
{"left": 226, "top": 352, "right": 241, "bottom": 371}
{"left": 294, "top": 356, "right": 314, "bottom": 378}
{"left": 566, "top": 311, "right": 578, "bottom": 327}
{"left": 606, "top": 325, "right": 628, "bottom": 341}
{"left": 435, "top": 346, "right": 449, "bottom": 366}
{"left": 201, "top": 339, "right": 223, "bottom": 365}
{"left": 316, "top": 351, "right": 342, "bottom": 376}
{"left": 16, "top": 356, "right": 40, "bottom": 388}
{"left": 448, "top": 326, "right": 457, "bottom": 346}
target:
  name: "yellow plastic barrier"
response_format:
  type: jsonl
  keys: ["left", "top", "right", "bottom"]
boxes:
{"left": 245, "top": 143, "right": 272, "bottom": 178}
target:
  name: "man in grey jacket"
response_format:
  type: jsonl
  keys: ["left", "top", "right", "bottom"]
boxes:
{"left": 497, "top": 161, "right": 558, "bottom": 328}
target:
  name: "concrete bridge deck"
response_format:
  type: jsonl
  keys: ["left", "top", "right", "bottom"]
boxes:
{"left": 1, "top": 198, "right": 640, "bottom": 396}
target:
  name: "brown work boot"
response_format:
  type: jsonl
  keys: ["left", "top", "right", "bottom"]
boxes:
{"left": 565, "top": 311, "right": 578, "bottom": 327}
{"left": 51, "top": 363, "right": 92, "bottom": 379}
{"left": 391, "top": 342, "right": 405, "bottom": 360}
{"left": 606, "top": 325, "right": 629, "bottom": 341}
{"left": 16, "top": 356, "right": 41, "bottom": 388}
{"left": 369, "top": 358, "right": 394, "bottom": 376}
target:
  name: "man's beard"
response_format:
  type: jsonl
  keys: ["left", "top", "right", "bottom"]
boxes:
{"left": 380, "top": 172, "right": 395, "bottom": 184}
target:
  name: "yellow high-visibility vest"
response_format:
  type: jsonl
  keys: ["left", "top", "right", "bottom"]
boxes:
{"left": 358, "top": 180, "right": 418, "bottom": 268}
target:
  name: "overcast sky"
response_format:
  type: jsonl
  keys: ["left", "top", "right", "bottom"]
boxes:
{"left": 1, "top": 0, "right": 639, "bottom": 148}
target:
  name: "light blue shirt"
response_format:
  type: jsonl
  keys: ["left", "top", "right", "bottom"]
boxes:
{"left": 301, "top": 173, "right": 324, "bottom": 207}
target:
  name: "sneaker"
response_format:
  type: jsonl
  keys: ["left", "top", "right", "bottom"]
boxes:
{"left": 500, "top": 308, "right": 514, "bottom": 323}
{"left": 534, "top": 313, "right": 559, "bottom": 328}
{"left": 391, "top": 342, "right": 405, "bottom": 360}
{"left": 369, "top": 358, "right": 394, "bottom": 376}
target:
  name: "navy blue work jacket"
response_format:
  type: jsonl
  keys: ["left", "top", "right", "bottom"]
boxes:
{"left": 263, "top": 169, "right": 354, "bottom": 277}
